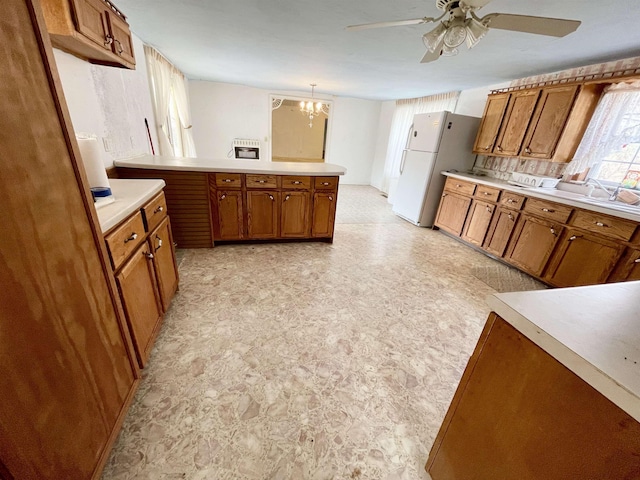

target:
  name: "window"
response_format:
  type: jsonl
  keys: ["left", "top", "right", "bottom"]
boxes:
{"left": 568, "top": 81, "right": 640, "bottom": 188}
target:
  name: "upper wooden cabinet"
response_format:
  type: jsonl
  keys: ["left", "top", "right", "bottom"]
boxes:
{"left": 473, "top": 83, "right": 604, "bottom": 162}
{"left": 473, "top": 93, "right": 510, "bottom": 154}
{"left": 41, "top": 0, "right": 136, "bottom": 69}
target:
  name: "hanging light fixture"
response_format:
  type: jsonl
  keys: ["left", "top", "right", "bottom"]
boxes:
{"left": 300, "top": 83, "right": 324, "bottom": 128}
{"left": 422, "top": 10, "right": 489, "bottom": 58}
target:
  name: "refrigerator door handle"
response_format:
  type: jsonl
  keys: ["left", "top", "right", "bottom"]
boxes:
{"left": 399, "top": 149, "right": 408, "bottom": 174}
{"left": 405, "top": 124, "right": 414, "bottom": 149}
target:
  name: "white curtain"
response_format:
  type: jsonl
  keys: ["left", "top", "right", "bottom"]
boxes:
{"left": 171, "top": 72, "right": 197, "bottom": 157}
{"left": 381, "top": 91, "right": 460, "bottom": 197}
{"left": 144, "top": 45, "right": 173, "bottom": 155}
{"left": 565, "top": 80, "right": 640, "bottom": 176}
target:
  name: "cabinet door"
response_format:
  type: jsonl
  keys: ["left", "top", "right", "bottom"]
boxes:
{"left": 214, "top": 190, "right": 244, "bottom": 240}
{"left": 281, "top": 191, "right": 310, "bottom": 238}
{"left": 521, "top": 85, "right": 578, "bottom": 159}
{"left": 493, "top": 90, "right": 540, "bottom": 156}
{"left": 70, "top": 0, "right": 111, "bottom": 51}
{"left": 609, "top": 248, "right": 640, "bottom": 282}
{"left": 544, "top": 230, "right": 625, "bottom": 287}
{"left": 472, "top": 93, "right": 510, "bottom": 154}
{"left": 149, "top": 217, "right": 179, "bottom": 312}
{"left": 504, "top": 214, "right": 562, "bottom": 277}
{"left": 106, "top": 11, "right": 135, "bottom": 65}
{"left": 311, "top": 192, "right": 337, "bottom": 238}
{"left": 247, "top": 190, "right": 279, "bottom": 238}
{"left": 483, "top": 208, "right": 519, "bottom": 257}
{"left": 434, "top": 191, "right": 472, "bottom": 237}
{"left": 116, "top": 243, "right": 163, "bottom": 367}
{"left": 461, "top": 200, "right": 495, "bottom": 246}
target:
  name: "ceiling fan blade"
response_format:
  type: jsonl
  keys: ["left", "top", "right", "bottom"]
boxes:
{"left": 460, "top": 0, "right": 494, "bottom": 8}
{"left": 346, "top": 17, "right": 433, "bottom": 31}
{"left": 482, "top": 13, "right": 581, "bottom": 37}
{"left": 421, "top": 40, "right": 443, "bottom": 63}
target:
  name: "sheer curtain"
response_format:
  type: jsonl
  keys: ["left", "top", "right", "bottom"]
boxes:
{"left": 382, "top": 92, "right": 460, "bottom": 198}
{"left": 565, "top": 80, "right": 640, "bottom": 177}
{"left": 144, "top": 45, "right": 197, "bottom": 157}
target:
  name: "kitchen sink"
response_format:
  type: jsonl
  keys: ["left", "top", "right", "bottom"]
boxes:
{"left": 578, "top": 196, "right": 640, "bottom": 213}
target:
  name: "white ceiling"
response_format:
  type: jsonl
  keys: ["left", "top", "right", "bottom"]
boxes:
{"left": 116, "top": 0, "right": 640, "bottom": 101}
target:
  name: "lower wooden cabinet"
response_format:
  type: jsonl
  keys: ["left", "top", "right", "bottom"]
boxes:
{"left": 116, "top": 242, "right": 163, "bottom": 367}
{"left": 214, "top": 189, "right": 244, "bottom": 240}
{"left": 247, "top": 190, "right": 279, "bottom": 239}
{"left": 504, "top": 214, "right": 562, "bottom": 277}
{"left": 544, "top": 229, "right": 625, "bottom": 287}
{"left": 311, "top": 192, "right": 337, "bottom": 238}
{"left": 607, "top": 247, "right": 640, "bottom": 283}
{"left": 434, "top": 191, "right": 472, "bottom": 236}
{"left": 281, "top": 191, "right": 310, "bottom": 238}
{"left": 426, "top": 313, "right": 640, "bottom": 480}
{"left": 461, "top": 200, "right": 495, "bottom": 246}
{"left": 483, "top": 207, "right": 519, "bottom": 257}
{"left": 149, "top": 217, "right": 179, "bottom": 311}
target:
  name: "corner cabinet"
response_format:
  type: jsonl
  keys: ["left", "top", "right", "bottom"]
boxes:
{"left": 473, "top": 83, "right": 604, "bottom": 162}
{"left": 41, "top": 0, "right": 136, "bottom": 69}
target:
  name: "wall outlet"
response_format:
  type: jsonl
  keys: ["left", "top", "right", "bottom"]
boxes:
{"left": 102, "top": 137, "right": 113, "bottom": 152}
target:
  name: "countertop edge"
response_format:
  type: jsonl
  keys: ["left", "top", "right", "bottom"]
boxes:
{"left": 97, "top": 179, "right": 166, "bottom": 233}
{"left": 442, "top": 171, "right": 640, "bottom": 222}
{"left": 486, "top": 294, "right": 640, "bottom": 423}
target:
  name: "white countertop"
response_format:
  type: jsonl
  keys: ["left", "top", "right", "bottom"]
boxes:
{"left": 487, "top": 281, "right": 640, "bottom": 423}
{"left": 444, "top": 171, "right": 640, "bottom": 222}
{"left": 115, "top": 154, "right": 347, "bottom": 176}
{"left": 95, "top": 178, "right": 166, "bottom": 233}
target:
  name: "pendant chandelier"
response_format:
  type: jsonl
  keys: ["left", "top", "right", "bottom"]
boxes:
{"left": 300, "top": 83, "right": 324, "bottom": 128}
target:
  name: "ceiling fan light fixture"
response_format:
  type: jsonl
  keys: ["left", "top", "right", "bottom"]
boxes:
{"left": 422, "top": 22, "right": 447, "bottom": 52}
{"left": 443, "top": 23, "right": 467, "bottom": 48}
{"left": 441, "top": 43, "right": 459, "bottom": 57}
{"left": 464, "top": 17, "right": 488, "bottom": 49}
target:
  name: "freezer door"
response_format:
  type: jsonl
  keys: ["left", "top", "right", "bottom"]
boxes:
{"left": 409, "top": 112, "right": 446, "bottom": 152}
{"left": 392, "top": 150, "right": 437, "bottom": 224}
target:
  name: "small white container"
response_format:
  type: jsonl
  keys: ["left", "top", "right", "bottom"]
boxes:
{"left": 509, "top": 172, "right": 560, "bottom": 188}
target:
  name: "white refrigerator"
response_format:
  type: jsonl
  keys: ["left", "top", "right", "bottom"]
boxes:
{"left": 392, "top": 111, "right": 480, "bottom": 227}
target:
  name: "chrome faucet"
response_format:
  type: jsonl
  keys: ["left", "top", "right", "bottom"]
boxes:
{"left": 585, "top": 178, "right": 620, "bottom": 201}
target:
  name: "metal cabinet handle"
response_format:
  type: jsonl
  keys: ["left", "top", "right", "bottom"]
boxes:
{"left": 541, "top": 208, "right": 555, "bottom": 213}
{"left": 456, "top": 184, "right": 462, "bottom": 188}
{"left": 144, "top": 252, "right": 154, "bottom": 259}
{"left": 124, "top": 232, "right": 138, "bottom": 243}
{"left": 322, "top": 182, "right": 330, "bottom": 186}
{"left": 442, "top": 193, "right": 447, "bottom": 198}
{"left": 507, "top": 199, "right": 515, "bottom": 203}
{"left": 284, "top": 195, "right": 290, "bottom": 201}
{"left": 484, "top": 145, "right": 490, "bottom": 150}
{"left": 483, "top": 192, "right": 490, "bottom": 196}
{"left": 155, "top": 235, "right": 163, "bottom": 251}
{"left": 114, "top": 39, "right": 124, "bottom": 54}
{"left": 496, "top": 146, "right": 502, "bottom": 152}
{"left": 329, "top": 196, "right": 334, "bottom": 201}
{"left": 634, "top": 258, "right": 640, "bottom": 263}
{"left": 153, "top": 205, "right": 164, "bottom": 214}
{"left": 508, "top": 213, "right": 514, "bottom": 221}
{"left": 485, "top": 206, "right": 492, "bottom": 213}
{"left": 104, "top": 34, "right": 113, "bottom": 46}
{"left": 223, "top": 179, "right": 232, "bottom": 183}
{"left": 269, "top": 194, "right": 274, "bottom": 200}
{"left": 258, "top": 180, "right": 266, "bottom": 183}
{"left": 594, "top": 221, "right": 608, "bottom": 228}
{"left": 550, "top": 228, "right": 557, "bottom": 236}
{"left": 524, "top": 147, "right": 532, "bottom": 154}
{"left": 569, "top": 235, "right": 579, "bottom": 241}
{"left": 292, "top": 181, "right": 302, "bottom": 185}
{"left": 220, "top": 194, "right": 226, "bottom": 200}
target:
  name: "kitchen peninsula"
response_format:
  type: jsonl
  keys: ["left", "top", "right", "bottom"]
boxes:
{"left": 114, "top": 155, "right": 347, "bottom": 247}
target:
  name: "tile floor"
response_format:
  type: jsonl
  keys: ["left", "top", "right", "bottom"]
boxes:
{"left": 102, "top": 185, "right": 509, "bottom": 480}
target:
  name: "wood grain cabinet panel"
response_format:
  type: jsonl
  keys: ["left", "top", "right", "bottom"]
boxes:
{"left": 483, "top": 208, "right": 520, "bottom": 257}
{"left": 461, "top": 200, "right": 495, "bottom": 246}
{"left": 247, "top": 191, "right": 279, "bottom": 238}
{"left": 426, "top": 314, "right": 640, "bottom": 480}
{"left": 311, "top": 192, "right": 337, "bottom": 238}
{"left": 281, "top": 191, "right": 310, "bottom": 238}
{"left": 105, "top": 9, "right": 135, "bottom": 64}
{"left": 472, "top": 93, "right": 510, "bottom": 154}
{"left": 116, "top": 243, "right": 163, "bottom": 367}
{"left": 149, "top": 217, "right": 179, "bottom": 311}
{"left": 213, "top": 190, "right": 244, "bottom": 240}
{"left": 444, "top": 177, "right": 476, "bottom": 196}
{"left": 105, "top": 210, "right": 146, "bottom": 270}
{"left": 493, "top": 89, "right": 540, "bottom": 156}
{"left": 521, "top": 85, "right": 578, "bottom": 159}
{"left": 609, "top": 248, "right": 640, "bottom": 282}
{"left": 504, "top": 214, "right": 562, "bottom": 277}
{"left": 434, "top": 191, "right": 472, "bottom": 237}
{"left": 141, "top": 191, "right": 168, "bottom": 233}
{"left": 71, "top": 0, "right": 110, "bottom": 50}
{"left": 569, "top": 209, "right": 636, "bottom": 241}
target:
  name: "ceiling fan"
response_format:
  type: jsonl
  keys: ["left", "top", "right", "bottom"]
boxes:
{"left": 346, "top": 0, "right": 581, "bottom": 63}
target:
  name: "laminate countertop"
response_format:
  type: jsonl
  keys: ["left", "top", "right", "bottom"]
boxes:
{"left": 487, "top": 281, "right": 640, "bottom": 423}
{"left": 115, "top": 154, "right": 347, "bottom": 176}
{"left": 95, "top": 179, "right": 165, "bottom": 233}
{"left": 443, "top": 171, "right": 640, "bottom": 223}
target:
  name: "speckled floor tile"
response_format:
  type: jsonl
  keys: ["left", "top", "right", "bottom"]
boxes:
{"left": 102, "top": 185, "right": 507, "bottom": 480}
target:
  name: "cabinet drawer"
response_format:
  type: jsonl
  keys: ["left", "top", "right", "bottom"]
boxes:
{"left": 500, "top": 192, "right": 525, "bottom": 210}
{"left": 105, "top": 210, "right": 146, "bottom": 270}
{"left": 314, "top": 176, "right": 338, "bottom": 190}
{"left": 444, "top": 177, "right": 476, "bottom": 196}
{"left": 282, "top": 175, "right": 311, "bottom": 190}
{"left": 246, "top": 174, "right": 277, "bottom": 189}
{"left": 142, "top": 192, "right": 167, "bottom": 233}
{"left": 569, "top": 210, "right": 637, "bottom": 241}
{"left": 523, "top": 197, "right": 572, "bottom": 223}
{"left": 475, "top": 185, "right": 501, "bottom": 202}
{"left": 215, "top": 173, "right": 242, "bottom": 188}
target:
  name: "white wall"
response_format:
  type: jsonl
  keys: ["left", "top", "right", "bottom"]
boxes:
{"left": 53, "top": 34, "right": 157, "bottom": 168}
{"left": 455, "top": 81, "right": 511, "bottom": 117}
{"left": 189, "top": 81, "right": 383, "bottom": 184}
{"left": 369, "top": 101, "right": 395, "bottom": 191}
